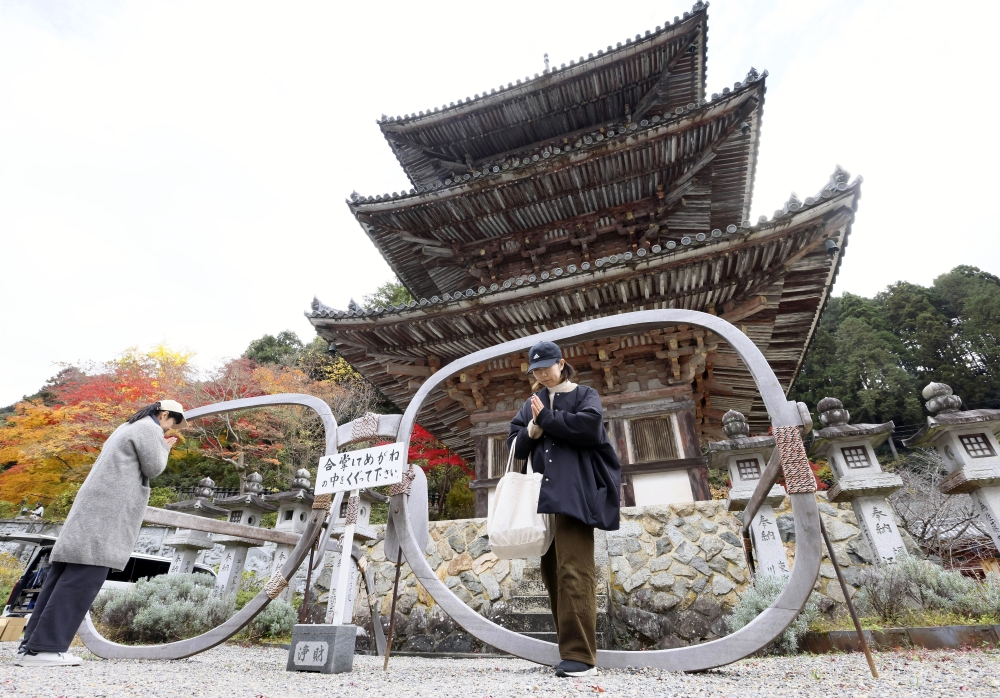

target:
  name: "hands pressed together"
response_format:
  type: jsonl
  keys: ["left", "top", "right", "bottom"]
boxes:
{"left": 530, "top": 394, "right": 545, "bottom": 422}
{"left": 164, "top": 436, "right": 178, "bottom": 449}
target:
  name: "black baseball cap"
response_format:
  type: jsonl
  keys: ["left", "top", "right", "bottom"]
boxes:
{"left": 526, "top": 341, "right": 563, "bottom": 373}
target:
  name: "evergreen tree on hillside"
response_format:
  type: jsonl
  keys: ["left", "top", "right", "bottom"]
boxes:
{"left": 790, "top": 265, "right": 1000, "bottom": 427}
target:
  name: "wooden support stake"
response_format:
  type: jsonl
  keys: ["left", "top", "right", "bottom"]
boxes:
{"left": 299, "top": 541, "right": 316, "bottom": 624}
{"left": 382, "top": 548, "right": 404, "bottom": 671}
{"left": 742, "top": 529, "right": 757, "bottom": 579}
{"left": 819, "top": 517, "right": 878, "bottom": 679}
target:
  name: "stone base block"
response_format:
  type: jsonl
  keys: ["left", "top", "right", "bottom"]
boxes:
{"left": 286, "top": 624, "right": 357, "bottom": 674}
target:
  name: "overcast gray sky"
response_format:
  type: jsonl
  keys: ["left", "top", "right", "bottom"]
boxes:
{"left": 2, "top": 0, "right": 998, "bottom": 406}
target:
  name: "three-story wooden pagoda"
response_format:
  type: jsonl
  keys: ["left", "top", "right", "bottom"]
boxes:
{"left": 308, "top": 1, "right": 861, "bottom": 516}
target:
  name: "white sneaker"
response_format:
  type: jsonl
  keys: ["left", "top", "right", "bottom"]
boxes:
{"left": 14, "top": 651, "right": 82, "bottom": 667}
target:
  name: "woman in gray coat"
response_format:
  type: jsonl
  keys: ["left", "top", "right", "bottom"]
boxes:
{"left": 15, "top": 400, "right": 186, "bottom": 667}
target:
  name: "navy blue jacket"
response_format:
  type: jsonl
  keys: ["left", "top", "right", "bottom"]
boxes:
{"left": 507, "top": 384, "right": 621, "bottom": 531}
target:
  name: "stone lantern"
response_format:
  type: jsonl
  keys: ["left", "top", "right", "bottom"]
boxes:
{"left": 263, "top": 468, "right": 315, "bottom": 602}
{"left": 212, "top": 473, "right": 278, "bottom": 597}
{"left": 902, "top": 383, "right": 1000, "bottom": 551}
{"left": 163, "top": 477, "right": 228, "bottom": 574}
{"left": 708, "top": 410, "right": 791, "bottom": 578}
{"left": 809, "top": 397, "right": 906, "bottom": 565}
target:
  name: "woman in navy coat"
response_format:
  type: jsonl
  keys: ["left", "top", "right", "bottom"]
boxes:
{"left": 508, "top": 341, "right": 620, "bottom": 677}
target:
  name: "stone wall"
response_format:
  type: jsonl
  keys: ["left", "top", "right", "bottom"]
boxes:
{"left": 4, "top": 493, "right": 919, "bottom": 653}
{"left": 335, "top": 495, "right": 919, "bottom": 653}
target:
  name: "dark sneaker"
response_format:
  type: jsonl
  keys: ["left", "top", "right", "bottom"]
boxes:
{"left": 555, "top": 660, "right": 597, "bottom": 677}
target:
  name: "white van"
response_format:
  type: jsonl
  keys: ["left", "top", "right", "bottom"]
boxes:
{"left": 1, "top": 532, "right": 216, "bottom": 617}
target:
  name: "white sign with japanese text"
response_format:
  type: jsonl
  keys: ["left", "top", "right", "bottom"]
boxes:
{"left": 314, "top": 442, "right": 406, "bottom": 495}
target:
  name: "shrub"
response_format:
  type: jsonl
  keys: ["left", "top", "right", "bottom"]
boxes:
{"left": 0, "top": 552, "right": 23, "bottom": 605}
{"left": 856, "top": 555, "right": 1000, "bottom": 623}
{"left": 444, "top": 474, "right": 475, "bottom": 519}
{"left": 0, "top": 500, "right": 19, "bottom": 518}
{"left": 236, "top": 569, "right": 264, "bottom": 610}
{"left": 92, "top": 573, "right": 234, "bottom": 644}
{"left": 47, "top": 483, "right": 81, "bottom": 519}
{"left": 725, "top": 575, "right": 819, "bottom": 655}
{"left": 240, "top": 600, "right": 297, "bottom": 642}
{"left": 147, "top": 487, "right": 178, "bottom": 509}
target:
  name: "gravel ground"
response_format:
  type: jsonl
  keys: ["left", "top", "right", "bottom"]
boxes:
{"left": 2, "top": 642, "right": 999, "bottom": 697}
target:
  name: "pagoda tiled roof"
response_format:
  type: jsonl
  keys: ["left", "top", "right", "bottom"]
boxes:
{"left": 309, "top": 174, "right": 860, "bottom": 460}
{"left": 379, "top": 3, "right": 710, "bottom": 188}
{"left": 312, "top": 167, "right": 858, "bottom": 322}
{"left": 348, "top": 74, "right": 767, "bottom": 299}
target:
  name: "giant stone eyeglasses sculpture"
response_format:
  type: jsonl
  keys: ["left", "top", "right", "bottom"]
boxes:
{"left": 79, "top": 310, "right": 821, "bottom": 671}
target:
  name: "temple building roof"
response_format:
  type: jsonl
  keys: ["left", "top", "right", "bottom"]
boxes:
{"left": 379, "top": 4, "right": 709, "bottom": 188}
{"left": 350, "top": 73, "right": 765, "bottom": 300}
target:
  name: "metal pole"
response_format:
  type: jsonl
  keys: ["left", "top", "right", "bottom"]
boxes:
{"left": 819, "top": 517, "right": 878, "bottom": 679}
{"left": 382, "top": 548, "right": 404, "bottom": 670}
{"left": 299, "top": 541, "right": 316, "bottom": 625}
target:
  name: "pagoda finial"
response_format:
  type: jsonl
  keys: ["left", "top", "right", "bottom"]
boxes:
{"left": 922, "top": 382, "right": 963, "bottom": 415}
{"left": 544, "top": 53, "right": 549, "bottom": 72}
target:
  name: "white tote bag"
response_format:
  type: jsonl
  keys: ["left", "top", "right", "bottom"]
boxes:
{"left": 487, "top": 435, "right": 554, "bottom": 559}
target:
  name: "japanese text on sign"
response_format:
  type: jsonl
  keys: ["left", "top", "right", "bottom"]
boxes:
{"left": 314, "top": 442, "right": 406, "bottom": 495}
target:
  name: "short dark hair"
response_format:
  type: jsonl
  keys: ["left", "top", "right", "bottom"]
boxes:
{"left": 126, "top": 402, "right": 182, "bottom": 425}
{"left": 127, "top": 402, "right": 162, "bottom": 424}
{"left": 531, "top": 360, "right": 576, "bottom": 391}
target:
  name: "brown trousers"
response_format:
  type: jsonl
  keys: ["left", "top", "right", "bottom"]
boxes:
{"left": 540, "top": 514, "right": 597, "bottom": 665}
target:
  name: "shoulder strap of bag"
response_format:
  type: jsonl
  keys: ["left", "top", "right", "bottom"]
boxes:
{"left": 507, "top": 433, "right": 534, "bottom": 475}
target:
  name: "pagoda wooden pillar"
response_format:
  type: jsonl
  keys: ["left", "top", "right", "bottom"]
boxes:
{"left": 676, "top": 409, "right": 712, "bottom": 501}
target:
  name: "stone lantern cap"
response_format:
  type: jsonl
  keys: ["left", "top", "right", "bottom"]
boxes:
{"left": 707, "top": 410, "right": 775, "bottom": 470}
{"left": 902, "top": 382, "right": 1000, "bottom": 448}
{"left": 165, "top": 477, "right": 228, "bottom": 518}
{"left": 213, "top": 493, "right": 278, "bottom": 513}
{"left": 264, "top": 468, "right": 316, "bottom": 504}
{"left": 810, "top": 396, "right": 894, "bottom": 450}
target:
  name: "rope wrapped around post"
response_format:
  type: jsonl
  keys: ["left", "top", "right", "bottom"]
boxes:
{"left": 388, "top": 465, "right": 416, "bottom": 497}
{"left": 313, "top": 493, "right": 333, "bottom": 510}
{"left": 773, "top": 426, "right": 816, "bottom": 494}
{"left": 345, "top": 496, "right": 360, "bottom": 525}
{"left": 264, "top": 571, "right": 289, "bottom": 600}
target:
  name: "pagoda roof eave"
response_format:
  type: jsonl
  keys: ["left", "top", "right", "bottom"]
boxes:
{"left": 310, "top": 176, "right": 858, "bottom": 461}
{"left": 311, "top": 176, "right": 858, "bottom": 324}
{"left": 347, "top": 77, "right": 767, "bottom": 299}
{"left": 350, "top": 75, "right": 763, "bottom": 213}
{"left": 377, "top": 3, "right": 710, "bottom": 186}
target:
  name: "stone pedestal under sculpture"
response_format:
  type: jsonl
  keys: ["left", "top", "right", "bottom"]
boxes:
{"left": 809, "top": 397, "right": 906, "bottom": 565}
{"left": 903, "top": 383, "right": 1000, "bottom": 551}
{"left": 287, "top": 623, "right": 357, "bottom": 674}
{"left": 708, "top": 410, "right": 791, "bottom": 578}
{"left": 163, "top": 477, "right": 227, "bottom": 574}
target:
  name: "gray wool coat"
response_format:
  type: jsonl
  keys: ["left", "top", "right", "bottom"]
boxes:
{"left": 51, "top": 418, "right": 170, "bottom": 571}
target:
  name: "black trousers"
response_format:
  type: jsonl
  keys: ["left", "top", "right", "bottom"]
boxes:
{"left": 21, "top": 561, "right": 109, "bottom": 653}
{"left": 540, "top": 514, "right": 597, "bottom": 665}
